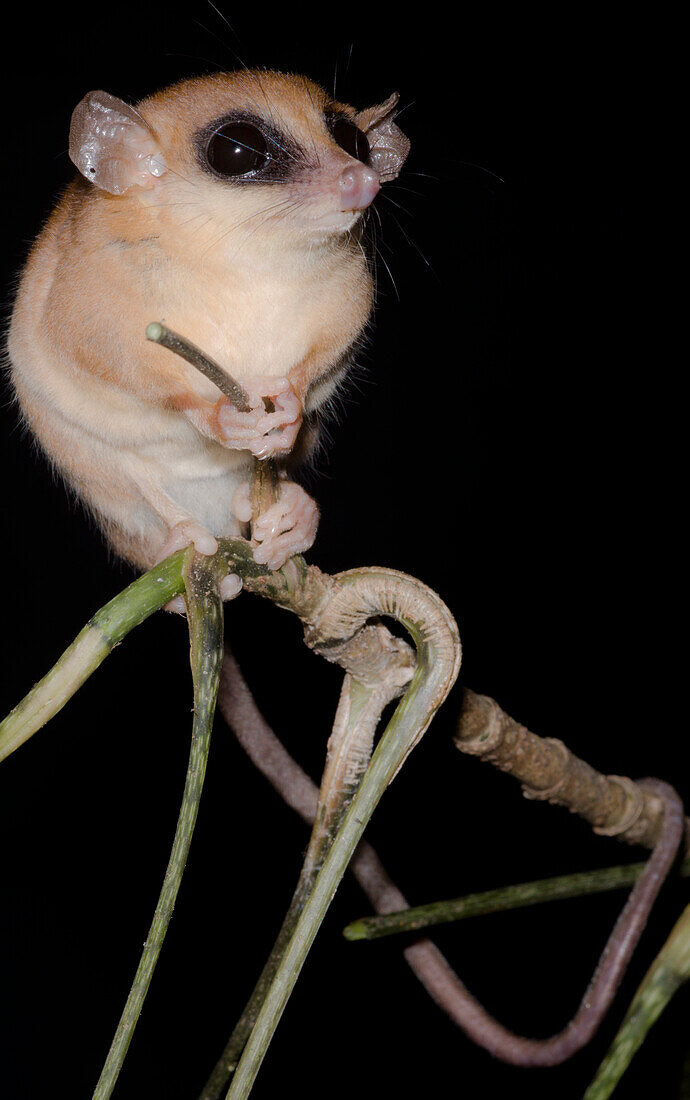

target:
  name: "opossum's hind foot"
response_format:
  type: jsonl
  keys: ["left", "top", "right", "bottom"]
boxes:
{"left": 156, "top": 520, "right": 241, "bottom": 613}
{"left": 156, "top": 519, "right": 219, "bottom": 562}
{"left": 236, "top": 480, "right": 319, "bottom": 571}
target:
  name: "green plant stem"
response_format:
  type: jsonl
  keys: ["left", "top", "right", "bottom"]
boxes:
{"left": 1, "top": 550, "right": 453, "bottom": 1100}
{"left": 0, "top": 550, "right": 187, "bottom": 764}
{"left": 585, "top": 902, "right": 690, "bottom": 1099}
{"left": 343, "top": 857, "right": 690, "bottom": 941}
{"left": 226, "top": 664, "right": 430, "bottom": 1100}
{"left": 92, "top": 549, "right": 225, "bottom": 1100}
{"left": 0, "top": 538, "right": 279, "bottom": 767}
{"left": 201, "top": 860, "right": 322, "bottom": 1100}
{"left": 200, "top": 676, "right": 394, "bottom": 1100}
{"left": 226, "top": 571, "right": 460, "bottom": 1100}
{"left": 585, "top": 902, "right": 690, "bottom": 1100}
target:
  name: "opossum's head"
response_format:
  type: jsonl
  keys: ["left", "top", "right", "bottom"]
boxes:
{"left": 69, "top": 70, "right": 410, "bottom": 253}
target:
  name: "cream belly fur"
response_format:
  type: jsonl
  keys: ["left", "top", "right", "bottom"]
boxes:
{"left": 9, "top": 199, "right": 359, "bottom": 565}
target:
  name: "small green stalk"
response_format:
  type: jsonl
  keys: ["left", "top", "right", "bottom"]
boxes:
{"left": 92, "top": 549, "right": 226, "bottom": 1100}
{"left": 200, "top": 676, "right": 391, "bottom": 1100}
{"left": 343, "top": 858, "right": 690, "bottom": 941}
{"left": 0, "top": 551, "right": 186, "bottom": 764}
{"left": 226, "top": 576, "right": 460, "bottom": 1100}
{"left": 226, "top": 661, "right": 430, "bottom": 1099}
{"left": 585, "top": 902, "right": 690, "bottom": 1099}
{"left": 0, "top": 539, "right": 277, "bottom": 768}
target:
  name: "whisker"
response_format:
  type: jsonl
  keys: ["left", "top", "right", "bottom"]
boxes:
{"left": 194, "top": 5, "right": 287, "bottom": 141}
{"left": 199, "top": 196, "right": 298, "bottom": 258}
{"left": 392, "top": 99, "right": 415, "bottom": 120}
{"left": 360, "top": 204, "right": 393, "bottom": 301}
{"left": 204, "top": 0, "right": 240, "bottom": 41}
{"left": 454, "top": 159, "right": 506, "bottom": 185}
{"left": 225, "top": 199, "right": 302, "bottom": 260}
{"left": 299, "top": 76, "right": 325, "bottom": 168}
{"left": 374, "top": 242, "right": 399, "bottom": 300}
{"left": 146, "top": 158, "right": 199, "bottom": 190}
{"left": 174, "top": 42, "right": 225, "bottom": 71}
{"left": 378, "top": 192, "right": 412, "bottom": 218}
{"left": 382, "top": 206, "right": 433, "bottom": 270}
{"left": 404, "top": 171, "right": 441, "bottom": 182}
{"left": 193, "top": 2, "right": 251, "bottom": 72}
{"left": 385, "top": 182, "right": 427, "bottom": 200}
{"left": 178, "top": 210, "right": 213, "bottom": 231}
{"left": 370, "top": 203, "right": 384, "bottom": 236}
{"left": 264, "top": 132, "right": 300, "bottom": 165}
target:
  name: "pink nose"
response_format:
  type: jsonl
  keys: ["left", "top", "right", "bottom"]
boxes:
{"left": 338, "top": 164, "right": 380, "bottom": 211}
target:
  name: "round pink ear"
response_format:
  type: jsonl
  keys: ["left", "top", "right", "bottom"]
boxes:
{"left": 69, "top": 90, "right": 167, "bottom": 195}
{"left": 355, "top": 93, "right": 411, "bottom": 183}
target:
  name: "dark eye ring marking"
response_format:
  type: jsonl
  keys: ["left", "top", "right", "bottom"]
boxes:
{"left": 197, "top": 113, "right": 299, "bottom": 183}
{"left": 206, "top": 121, "right": 269, "bottom": 177}
{"left": 329, "top": 117, "right": 370, "bottom": 163}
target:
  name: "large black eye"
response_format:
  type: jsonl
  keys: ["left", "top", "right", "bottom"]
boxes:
{"left": 206, "top": 122, "right": 268, "bottom": 177}
{"left": 330, "top": 118, "right": 370, "bottom": 163}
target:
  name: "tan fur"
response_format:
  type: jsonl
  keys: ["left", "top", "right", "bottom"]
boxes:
{"left": 8, "top": 72, "right": 378, "bottom": 569}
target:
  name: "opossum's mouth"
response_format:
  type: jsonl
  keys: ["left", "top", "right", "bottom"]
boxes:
{"left": 286, "top": 159, "right": 379, "bottom": 236}
{"left": 299, "top": 208, "right": 364, "bottom": 236}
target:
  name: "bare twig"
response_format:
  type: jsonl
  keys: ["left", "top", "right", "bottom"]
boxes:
{"left": 346, "top": 687, "right": 690, "bottom": 941}
{"left": 146, "top": 319, "right": 280, "bottom": 529}
{"left": 145, "top": 322, "right": 252, "bottom": 411}
{"left": 455, "top": 688, "right": 686, "bottom": 850}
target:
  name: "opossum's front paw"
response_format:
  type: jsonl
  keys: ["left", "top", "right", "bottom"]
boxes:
{"left": 156, "top": 521, "right": 241, "bottom": 614}
{"left": 233, "top": 481, "right": 319, "bottom": 570}
{"left": 217, "top": 376, "right": 302, "bottom": 459}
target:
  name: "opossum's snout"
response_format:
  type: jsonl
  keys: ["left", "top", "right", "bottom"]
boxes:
{"left": 337, "top": 163, "right": 380, "bottom": 212}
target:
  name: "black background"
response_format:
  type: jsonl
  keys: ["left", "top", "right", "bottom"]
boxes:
{"left": 0, "top": 5, "right": 685, "bottom": 1099}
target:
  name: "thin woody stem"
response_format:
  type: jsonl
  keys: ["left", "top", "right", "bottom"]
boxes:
{"left": 341, "top": 687, "right": 686, "bottom": 1069}
{"left": 91, "top": 550, "right": 224, "bottom": 1100}
{"left": 145, "top": 320, "right": 279, "bottom": 531}
{"left": 344, "top": 688, "right": 690, "bottom": 943}
{"left": 249, "top": 457, "right": 280, "bottom": 525}
{"left": 455, "top": 688, "right": 685, "bottom": 850}
{"left": 343, "top": 857, "right": 690, "bottom": 941}
{"left": 145, "top": 322, "right": 252, "bottom": 411}
{"left": 364, "top": 685, "right": 686, "bottom": 1068}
